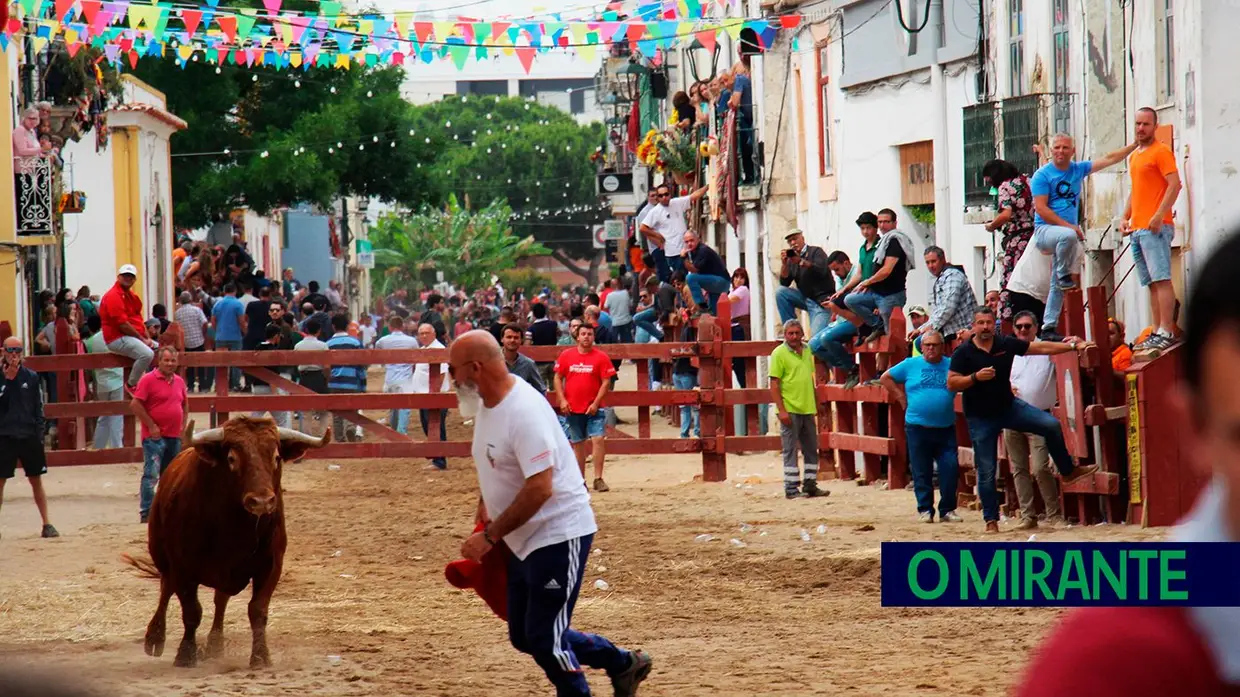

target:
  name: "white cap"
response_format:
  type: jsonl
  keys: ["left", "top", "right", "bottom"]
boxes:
{"left": 118, "top": 264, "right": 138, "bottom": 276}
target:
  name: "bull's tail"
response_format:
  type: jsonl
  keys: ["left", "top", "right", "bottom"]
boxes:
{"left": 121, "top": 553, "right": 162, "bottom": 580}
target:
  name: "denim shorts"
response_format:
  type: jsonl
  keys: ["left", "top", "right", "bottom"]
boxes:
{"left": 1131, "top": 224, "right": 1174, "bottom": 287}
{"left": 564, "top": 411, "right": 607, "bottom": 443}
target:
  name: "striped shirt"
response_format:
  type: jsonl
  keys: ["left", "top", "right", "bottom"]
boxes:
{"left": 326, "top": 332, "right": 367, "bottom": 391}
{"left": 174, "top": 304, "right": 208, "bottom": 349}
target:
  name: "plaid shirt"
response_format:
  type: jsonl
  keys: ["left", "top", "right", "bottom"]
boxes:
{"left": 174, "top": 303, "right": 208, "bottom": 349}
{"left": 929, "top": 266, "right": 976, "bottom": 337}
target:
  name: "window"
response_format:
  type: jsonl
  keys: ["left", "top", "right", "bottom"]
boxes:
{"left": 1008, "top": 0, "right": 1024, "bottom": 96}
{"left": 1051, "top": 0, "right": 1071, "bottom": 134}
{"left": 1158, "top": 0, "right": 1175, "bottom": 102}
{"left": 899, "top": 141, "right": 934, "bottom": 206}
{"left": 962, "top": 102, "right": 998, "bottom": 206}
{"left": 816, "top": 42, "right": 832, "bottom": 175}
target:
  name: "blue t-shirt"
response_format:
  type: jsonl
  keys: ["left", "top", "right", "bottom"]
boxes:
{"left": 886, "top": 356, "right": 955, "bottom": 428}
{"left": 1030, "top": 160, "right": 1092, "bottom": 226}
{"left": 211, "top": 295, "right": 245, "bottom": 342}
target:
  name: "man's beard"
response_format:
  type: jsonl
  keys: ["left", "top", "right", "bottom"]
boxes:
{"left": 456, "top": 381, "right": 483, "bottom": 420}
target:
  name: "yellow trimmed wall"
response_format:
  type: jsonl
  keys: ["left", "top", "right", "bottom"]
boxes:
{"left": 111, "top": 126, "right": 144, "bottom": 287}
{"left": 0, "top": 44, "right": 18, "bottom": 327}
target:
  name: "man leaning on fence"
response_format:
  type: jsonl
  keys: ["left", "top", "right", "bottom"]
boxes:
{"left": 769, "top": 320, "right": 829, "bottom": 500}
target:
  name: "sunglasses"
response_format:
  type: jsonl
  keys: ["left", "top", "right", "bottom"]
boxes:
{"left": 3, "top": 347, "right": 22, "bottom": 353}
{"left": 1014, "top": 323, "right": 1036, "bottom": 330}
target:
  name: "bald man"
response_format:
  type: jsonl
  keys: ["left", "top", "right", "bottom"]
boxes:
{"left": 414, "top": 322, "right": 450, "bottom": 469}
{"left": 451, "top": 330, "right": 651, "bottom": 697}
{"left": 0, "top": 337, "right": 58, "bottom": 538}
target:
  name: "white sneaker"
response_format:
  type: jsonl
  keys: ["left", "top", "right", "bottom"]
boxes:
{"left": 940, "top": 510, "right": 964, "bottom": 523}
{"left": 918, "top": 511, "right": 935, "bottom": 524}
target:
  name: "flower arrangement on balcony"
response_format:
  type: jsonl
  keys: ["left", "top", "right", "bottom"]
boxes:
{"left": 636, "top": 128, "right": 698, "bottom": 183}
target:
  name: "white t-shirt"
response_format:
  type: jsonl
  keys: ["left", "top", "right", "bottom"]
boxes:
{"left": 1011, "top": 354, "right": 1057, "bottom": 411}
{"left": 359, "top": 323, "right": 377, "bottom": 348}
{"left": 649, "top": 196, "right": 692, "bottom": 257}
{"left": 472, "top": 378, "right": 597, "bottom": 560}
{"left": 411, "top": 340, "right": 450, "bottom": 393}
{"left": 1005, "top": 243, "right": 1053, "bottom": 303}
{"left": 375, "top": 331, "right": 419, "bottom": 388}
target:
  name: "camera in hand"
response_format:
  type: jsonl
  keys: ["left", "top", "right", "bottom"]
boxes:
{"left": 786, "top": 248, "right": 798, "bottom": 258}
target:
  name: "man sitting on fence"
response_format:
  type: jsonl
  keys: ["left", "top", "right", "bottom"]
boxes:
{"left": 681, "top": 230, "right": 731, "bottom": 315}
{"left": 880, "top": 329, "right": 961, "bottom": 523}
{"left": 99, "top": 264, "right": 156, "bottom": 390}
{"left": 130, "top": 346, "right": 187, "bottom": 524}
{"left": 842, "top": 208, "right": 914, "bottom": 348}
{"left": 776, "top": 228, "right": 835, "bottom": 338}
{"left": 809, "top": 251, "right": 861, "bottom": 387}
{"left": 947, "top": 306, "right": 1098, "bottom": 533}
{"left": 327, "top": 313, "right": 367, "bottom": 443}
{"left": 769, "top": 320, "right": 829, "bottom": 500}
{"left": 554, "top": 324, "right": 615, "bottom": 493}
{"left": 0, "top": 337, "right": 59, "bottom": 539}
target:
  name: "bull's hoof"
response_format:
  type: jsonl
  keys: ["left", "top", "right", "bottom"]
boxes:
{"left": 249, "top": 651, "right": 271, "bottom": 669}
{"left": 204, "top": 632, "right": 224, "bottom": 659}
{"left": 174, "top": 643, "right": 198, "bottom": 668}
{"left": 144, "top": 633, "right": 165, "bottom": 657}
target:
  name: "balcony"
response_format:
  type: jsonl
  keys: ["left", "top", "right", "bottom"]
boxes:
{"left": 16, "top": 155, "right": 56, "bottom": 236}
{"left": 960, "top": 93, "right": 1076, "bottom": 208}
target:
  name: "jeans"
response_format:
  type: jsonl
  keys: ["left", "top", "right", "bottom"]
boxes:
{"left": 965, "top": 398, "right": 1076, "bottom": 522}
{"left": 775, "top": 286, "right": 831, "bottom": 338}
{"left": 686, "top": 273, "right": 730, "bottom": 313}
{"left": 1032, "top": 224, "right": 1082, "bottom": 330}
{"left": 505, "top": 534, "right": 629, "bottom": 696}
{"left": 107, "top": 336, "right": 154, "bottom": 387}
{"left": 214, "top": 338, "right": 244, "bottom": 390}
{"left": 1130, "top": 224, "right": 1174, "bottom": 286}
{"left": 809, "top": 319, "right": 858, "bottom": 371}
{"left": 140, "top": 437, "right": 182, "bottom": 518}
{"left": 633, "top": 308, "right": 664, "bottom": 341}
{"left": 421, "top": 408, "right": 448, "bottom": 468}
{"left": 672, "top": 372, "right": 700, "bottom": 438}
{"left": 384, "top": 383, "right": 412, "bottom": 435}
{"left": 905, "top": 424, "right": 960, "bottom": 517}
{"left": 651, "top": 248, "right": 670, "bottom": 283}
{"left": 251, "top": 383, "right": 291, "bottom": 429}
{"left": 780, "top": 412, "right": 820, "bottom": 493}
{"left": 844, "top": 289, "right": 907, "bottom": 331}
{"left": 94, "top": 386, "right": 124, "bottom": 449}
{"left": 612, "top": 322, "right": 635, "bottom": 344}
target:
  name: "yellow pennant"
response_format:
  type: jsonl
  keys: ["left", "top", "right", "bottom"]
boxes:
{"left": 289, "top": 51, "right": 302, "bottom": 67}
{"left": 177, "top": 44, "right": 194, "bottom": 61}
{"left": 432, "top": 21, "right": 455, "bottom": 42}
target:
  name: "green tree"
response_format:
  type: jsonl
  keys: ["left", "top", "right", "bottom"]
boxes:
{"left": 370, "top": 196, "right": 549, "bottom": 295}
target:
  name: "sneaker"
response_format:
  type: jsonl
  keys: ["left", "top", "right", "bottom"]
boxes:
{"left": 940, "top": 510, "right": 964, "bottom": 523}
{"left": 1044, "top": 514, "right": 1067, "bottom": 527}
{"left": 611, "top": 649, "right": 653, "bottom": 697}
{"left": 1039, "top": 328, "right": 1065, "bottom": 343}
{"left": 594, "top": 478, "right": 610, "bottom": 492}
{"left": 41, "top": 524, "right": 60, "bottom": 538}
{"left": 863, "top": 378, "right": 883, "bottom": 387}
{"left": 842, "top": 370, "right": 861, "bottom": 390}
{"left": 918, "top": 511, "right": 934, "bottom": 524}
{"left": 1016, "top": 517, "right": 1038, "bottom": 530}
{"left": 1061, "top": 464, "right": 1099, "bottom": 487}
{"left": 802, "top": 483, "right": 830, "bottom": 498}
{"left": 984, "top": 521, "right": 1000, "bottom": 534}
{"left": 785, "top": 489, "right": 801, "bottom": 499}
{"left": 140, "top": 514, "right": 149, "bottom": 524}
{"left": 852, "top": 324, "right": 875, "bottom": 347}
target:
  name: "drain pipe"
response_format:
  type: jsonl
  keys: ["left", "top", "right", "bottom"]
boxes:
{"left": 930, "top": 0, "right": 953, "bottom": 258}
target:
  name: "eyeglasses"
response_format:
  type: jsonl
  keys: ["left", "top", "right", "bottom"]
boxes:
{"left": 1014, "top": 323, "right": 1036, "bottom": 330}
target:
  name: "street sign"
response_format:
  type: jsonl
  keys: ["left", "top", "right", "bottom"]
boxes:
{"left": 603, "top": 219, "right": 624, "bottom": 240}
{"left": 356, "top": 252, "right": 375, "bottom": 269}
{"left": 593, "top": 225, "right": 607, "bottom": 249}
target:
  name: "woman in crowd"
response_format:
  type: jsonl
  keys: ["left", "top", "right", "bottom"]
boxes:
{"left": 982, "top": 158, "right": 1036, "bottom": 324}
{"left": 728, "top": 268, "right": 751, "bottom": 387}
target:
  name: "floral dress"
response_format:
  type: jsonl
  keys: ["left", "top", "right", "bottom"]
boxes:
{"left": 997, "top": 175, "right": 1035, "bottom": 322}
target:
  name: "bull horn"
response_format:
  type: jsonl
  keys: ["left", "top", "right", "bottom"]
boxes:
{"left": 191, "top": 428, "right": 227, "bottom": 446}
{"left": 277, "top": 427, "right": 332, "bottom": 447}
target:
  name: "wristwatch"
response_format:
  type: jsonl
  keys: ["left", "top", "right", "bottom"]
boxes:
{"left": 482, "top": 526, "right": 497, "bottom": 546}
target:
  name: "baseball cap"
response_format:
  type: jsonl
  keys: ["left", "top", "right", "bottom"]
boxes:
{"left": 784, "top": 228, "right": 804, "bottom": 240}
{"left": 907, "top": 305, "right": 928, "bottom": 317}
{"left": 118, "top": 264, "right": 138, "bottom": 276}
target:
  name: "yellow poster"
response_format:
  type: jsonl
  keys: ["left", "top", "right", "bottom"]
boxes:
{"left": 1126, "top": 374, "right": 1142, "bottom": 504}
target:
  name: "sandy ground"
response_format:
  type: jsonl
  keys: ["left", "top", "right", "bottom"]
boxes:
{"left": 0, "top": 365, "right": 1166, "bottom": 696}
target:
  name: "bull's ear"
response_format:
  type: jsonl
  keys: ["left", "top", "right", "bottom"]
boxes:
{"left": 192, "top": 442, "right": 230, "bottom": 467}
{"left": 277, "top": 427, "right": 332, "bottom": 463}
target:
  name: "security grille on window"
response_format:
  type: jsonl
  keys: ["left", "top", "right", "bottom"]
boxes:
{"left": 1051, "top": 0, "right": 1071, "bottom": 135}
{"left": 1008, "top": 0, "right": 1025, "bottom": 97}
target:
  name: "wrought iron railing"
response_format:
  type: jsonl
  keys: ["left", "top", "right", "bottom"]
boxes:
{"left": 16, "top": 156, "right": 55, "bottom": 236}
{"left": 1001, "top": 94, "right": 1042, "bottom": 177}
{"left": 962, "top": 102, "right": 998, "bottom": 206}
{"left": 961, "top": 93, "right": 1077, "bottom": 207}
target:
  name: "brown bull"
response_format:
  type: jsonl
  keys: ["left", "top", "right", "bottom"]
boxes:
{"left": 123, "top": 416, "right": 331, "bottom": 668}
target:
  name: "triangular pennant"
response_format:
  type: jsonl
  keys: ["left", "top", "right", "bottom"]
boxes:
{"left": 780, "top": 15, "right": 801, "bottom": 29}
{"left": 261, "top": 0, "right": 279, "bottom": 14}
{"left": 637, "top": 38, "right": 657, "bottom": 57}
{"left": 128, "top": 47, "right": 139, "bottom": 68}
{"left": 390, "top": 51, "right": 403, "bottom": 65}
{"left": 32, "top": 35, "right": 49, "bottom": 52}
{"left": 432, "top": 20, "right": 454, "bottom": 42}
{"left": 656, "top": 20, "right": 676, "bottom": 45}
{"left": 514, "top": 45, "right": 534, "bottom": 73}
{"left": 722, "top": 18, "right": 743, "bottom": 41}
{"left": 289, "top": 50, "right": 301, "bottom": 67}
{"left": 412, "top": 21, "right": 431, "bottom": 43}
{"left": 0, "top": 34, "right": 9, "bottom": 52}
{"left": 176, "top": 43, "right": 192, "bottom": 61}
{"left": 234, "top": 11, "right": 256, "bottom": 42}
{"left": 331, "top": 30, "right": 353, "bottom": 53}
{"left": 393, "top": 11, "right": 412, "bottom": 37}
{"left": 80, "top": 0, "right": 100, "bottom": 22}
{"left": 103, "top": 42, "right": 120, "bottom": 61}
{"left": 288, "top": 14, "right": 309, "bottom": 43}
{"left": 179, "top": 8, "right": 201, "bottom": 36}
{"left": 215, "top": 14, "right": 235, "bottom": 42}
{"left": 317, "top": 0, "right": 340, "bottom": 24}
{"left": 490, "top": 21, "right": 509, "bottom": 41}
{"left": 89, "top": 9, "right": 113, "bottom": 34}
{"left": 54, "top": 0, "right": 74, "bottom": 22}
{"left": 303, "top": 41, "right": 318, "bottom": 63}
{"left": 695, "top": 29, "right": 715, "bottom": 52}
{"left": 447, "top": 42, "right": 468, "bottom": 70}
{"left": 66, "top": 39, "right": 82, "bottom": 55}
{"left": 576, "top": 41, "right": 596, "bottom": 65}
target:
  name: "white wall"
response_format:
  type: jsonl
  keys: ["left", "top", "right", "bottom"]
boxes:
{"left": 61, "top": 138, "right": 118, "bottom": 301}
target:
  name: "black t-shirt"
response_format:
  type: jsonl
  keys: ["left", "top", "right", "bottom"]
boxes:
{"left": 869, "top": 238, "right": 908, "bottom": 297}
{"left": 489, "top": 320, "right": 507, "bottom": 343}
{"left": 242, "top": 300, "right": 272, "bottom": 349}
{"left": 949, "top": 335, "right": 1031, "bottom": 418}
{"left": 529, "top": 318, "right": 558, "bottom": 347}
{"left": 688, "top": 244, "right": 729, "bottom": 279}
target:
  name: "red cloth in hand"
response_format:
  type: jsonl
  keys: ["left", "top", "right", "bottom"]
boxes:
{"left": 444, "top": 523, "right": 509, "bottom": 620}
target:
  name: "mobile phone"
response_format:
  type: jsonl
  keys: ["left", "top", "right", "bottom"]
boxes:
{"left": 786, "top": 248, "right": 798, "bottom": 258}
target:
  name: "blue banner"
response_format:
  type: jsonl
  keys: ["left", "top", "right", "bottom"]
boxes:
{"left": 881, "top": 542, "right": 1240, "bottom": 607}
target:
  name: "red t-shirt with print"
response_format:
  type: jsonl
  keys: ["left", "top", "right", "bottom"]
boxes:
{"left": 554, "top": 347, "right": 616, "bottom": 414}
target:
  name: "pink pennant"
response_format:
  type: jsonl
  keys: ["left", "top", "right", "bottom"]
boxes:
{"left": 90, "top": 10, "right": 113, "bottom": 35}
{"left": 66, "top": 40, "right": 82, "bottom": 56}
{"left": 288, "top": 15, "right": 310, "bottom": 44}
{"left": 262, "top": 0, "right": 281, "bottom": 14}
{"left": 390, "top": 51, "right": 404, "bottom": 65}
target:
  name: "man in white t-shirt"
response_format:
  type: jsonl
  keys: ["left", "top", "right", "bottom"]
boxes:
{"left": 413, "top": 323, "right": 450, "bottom": 470}
{"left": 451, "top": 331, "right": 652, "bottom": 697}
{"left": 1004, "top": 311, "right": 1063, "bottom": 530}
{"left": 639, "top": 183, "right": 708, "bottom": 283}
{"left": 375, "top": 314, "right": 419, "bottom": 435}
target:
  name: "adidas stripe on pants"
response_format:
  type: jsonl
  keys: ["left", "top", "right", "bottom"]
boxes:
{"left": 505, "top": 533, "right": 630, "bottom": 696}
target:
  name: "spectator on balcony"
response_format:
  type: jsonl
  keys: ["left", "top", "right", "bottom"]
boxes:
{"left": 914, "top": 246, "right": 977, "bottom": 344}
{"left": 840, "top": 209, "right": 915, "bottom": 348}
{"left": 38, "top": 134, "right": 63, "bottom": 168}
{"left": 12, "top": 108, "right": 41, "bottom": 174}
{"left": 681, "top": 230, "right": 730, "bottom": 315}
{"left": 728, "top": 61, "right": 756, "bottom": 185}
{"left": 639, "top": 183, "right": 709, "bottom": 283}
{"left": 1030, "top": 134, "right": 1137, "bottom": 341}
{"left": 1123, "top": 107, "right": 1183, "bottom": 353}
{"left": 672, "top": 90, "right": 695, "bottom": 131}
{"left": 711, "top": 73, "right": 733, "bottom": 133}
{"left": 327, "top": 280, "right": 346, "bottom": 311}
{"left": 100, "top": 264, "right": 156, "bottom": 390}
{"left": 828, "top": 212, "right": 880, "bottom": 310}
{"left": 982, "top": 158, "right": 1035, "bottom": 324}
{"left": 776, "top": 228, "right": 834, "bottom": 339}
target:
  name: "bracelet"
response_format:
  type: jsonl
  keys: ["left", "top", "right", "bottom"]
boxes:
{"left": 482, "top": 527, "right": 497, "bottom": 546}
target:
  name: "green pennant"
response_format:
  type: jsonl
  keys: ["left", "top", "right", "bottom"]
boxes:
{"left": 235, "top": 12, "right": 257, "bottom": 43}
{"left": 319, "top": 0, "right": 340, "bottom": 21}
{"left": 152, "top": 5, "right": 171, "bottom": 37}
{"left": 18, "top": 0, "right": 37, "bottom": 17}
{"left": 447, "top": 43, "right": 468, "bottom": 70}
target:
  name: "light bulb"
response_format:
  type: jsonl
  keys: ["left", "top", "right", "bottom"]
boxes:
{"left": 215, "top": 67, "right": 221, "bottom": 74}
{"left": 486, "top": 148, "right": 492, "bottom": 153}
{"left": 485, "top": 113, "right": 492, "bottom": 120}
{"left": 390, "top": 141, "right": 395, "bottom": 148}
{"left": 328, "top": 147, "right": 334, "bottom": 153}
{"left": 445, "top": 120, "right": 452, "bottom": 127}
{"left": 261, "top": 150, "right": 269, "bottom": 157}
{"left": 372, "top": 135, "right": 379, "bottom": 142}
{"left": 366, "top": 90, "right": 373, "bottom": 98}
{"left": 409, "top": 129, "right": 415, "bottom": 136}
{"left": 359, "top": 144, "right": 364, "bottom": 150}
{"left": 425, "top": 137, "right": 430, "bottom": 143}
{"left": 337, "top": 142, "right": 343, "bottom": 148}
{"left": 252, "top": 74, "right": 258, "bottom": 82}
{"left": 294, "top": 80, "right": 300, "bottom": 87}
{"left": 223, "top": 148, "right": 231, "bottom": 154}
{"left": 330, "top": 86, "right": 336, "bottom": 94}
